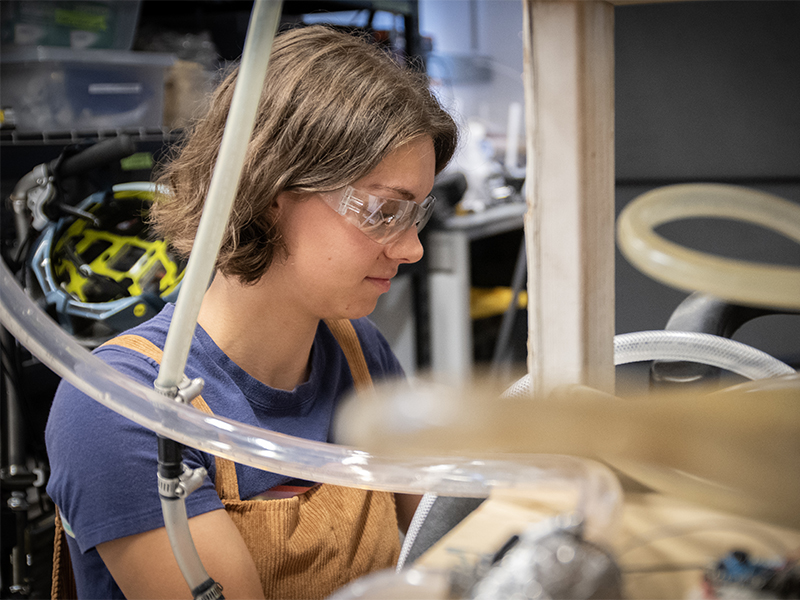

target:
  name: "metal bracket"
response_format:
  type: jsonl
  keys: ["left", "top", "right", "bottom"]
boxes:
{"left": 158, "top": 463, "right": 208, "bottom": 500}
{"left": 462, "top": 512, "right": 622, "bottom": 600}
{"left": 176, "top": 376, "right": 205, "bottom": 405}
{"left": 27, "top": 175, "right": 56, "bottom": 232}
{"left": 154, "top": 375, "right": 205, "bottom": 405}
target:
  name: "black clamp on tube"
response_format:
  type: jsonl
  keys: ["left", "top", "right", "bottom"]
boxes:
{"left": 155, "top": 377, "right": 224, "bottom": 600}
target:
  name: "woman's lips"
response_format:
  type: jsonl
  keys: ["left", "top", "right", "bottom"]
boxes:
{"left": 365, "top": 277, "right": 392, "bottom": 293}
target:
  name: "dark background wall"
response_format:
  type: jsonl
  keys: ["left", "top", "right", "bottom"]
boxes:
{"left": 613, "top": 1, "right": 800, "bottom": 365}
{"left": 616, "top": 1, "right": 800, "bottom": 182}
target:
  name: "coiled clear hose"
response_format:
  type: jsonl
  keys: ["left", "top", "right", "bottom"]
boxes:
{"left": 616, "top": 183, "right": 800, "bottom": 310}
{"left": 4, "top": 190, "right": 794, "bottom": 558}
{"left": 4, "top": 254, "right": 797, "bottom": 542}
{"left": 502, "top": 330, "right": 795, "bottom": 399}
{"left": 614, "top": 330, "right": 795, "bottom": 378}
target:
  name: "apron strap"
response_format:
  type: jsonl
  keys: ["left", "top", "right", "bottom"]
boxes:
{"left": 99, "top": 319, "right": 372, "bottom": 502}
{"left": 51, "top": 508, "right": 78, "bottom": 600}
{"left": 323, "top": 319, "right": 373, "bottom": 393}
{"left": 189, "top": 396, "right": 240, "bottom": 500}
{"left": 98, "top": 335, "right": 240, "bottom": 500}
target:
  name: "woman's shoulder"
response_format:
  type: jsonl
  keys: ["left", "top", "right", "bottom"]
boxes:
{"left": 96, "top": 304, "right": 173, "bottom": 352}
{"left": 48, "top": 306, "right": 175, "bottom": 430}
{"left": 90, "top": 304, "right": 177, "bottom": 375}
{"left": 47, "top": 310, "right": 173, "bottom": 432}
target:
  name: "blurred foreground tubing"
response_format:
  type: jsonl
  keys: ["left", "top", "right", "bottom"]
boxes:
{"left": 335, "top": 374, "right": 800, "bottom": 530}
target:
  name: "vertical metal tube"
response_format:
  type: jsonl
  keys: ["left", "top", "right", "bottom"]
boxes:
{"left": 492, "top": 237, "right": 527, "bottom": 370}
{"left": 1, "top": 328, "right": 24, "bottom": 468}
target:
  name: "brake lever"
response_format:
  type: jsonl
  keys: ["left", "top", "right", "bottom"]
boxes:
{"left": 11, "top": 136, "right": 136, "bottom": 235}
{"left": 54, "top": 202, "right": 101, "bottom": 227}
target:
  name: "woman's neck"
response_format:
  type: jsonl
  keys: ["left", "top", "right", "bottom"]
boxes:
{"left": 197, "top": 274, "right": 319, "bottom": 391}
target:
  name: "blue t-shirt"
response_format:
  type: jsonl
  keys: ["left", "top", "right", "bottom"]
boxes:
{"left": 45, "top": 304, "right": 403, "bottom": 599}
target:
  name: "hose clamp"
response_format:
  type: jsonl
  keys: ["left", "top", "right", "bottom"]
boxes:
{"left": 158, "top": 463, "right": 208, "bottom": 499}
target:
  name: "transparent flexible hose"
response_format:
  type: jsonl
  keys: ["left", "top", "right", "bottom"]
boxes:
{"left": 614, "top": 330, "right": 795, "bottom": 378}
{"left": 501, "top": 329, "right": 794, "bottom": 399}
{"left": 616, "top": 183, "right": 800, "bottom": 310}
{"left": 0, "top": 259, "right": 623, "bottom": 547}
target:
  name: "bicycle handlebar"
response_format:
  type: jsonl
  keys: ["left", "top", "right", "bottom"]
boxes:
{"left": 52, "top": 135, "right": 137, "bottom": 179}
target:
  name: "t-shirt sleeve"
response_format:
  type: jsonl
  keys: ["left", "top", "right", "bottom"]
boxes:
{"left": 45, "top": 347, "right": 223, "bottom": 554}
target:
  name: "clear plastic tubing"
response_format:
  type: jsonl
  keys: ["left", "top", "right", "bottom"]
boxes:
{"left": 0, "top": 259, "right": 622, "bottom": 545}
{"left": 1, "top": 273, "right": 791, "bottom": 553}
{"left": 503, "top": 330, "right": 795, "bottom": 399}
{"left": 616, "top": 183, "right": 800, "bottom": 310}
{"left": 614, "top": 330, "right": 795, "bottom": 380}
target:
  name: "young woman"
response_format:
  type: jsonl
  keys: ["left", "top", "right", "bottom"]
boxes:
{"left": 45, "top": 25, "right": 458, "bottom": 599}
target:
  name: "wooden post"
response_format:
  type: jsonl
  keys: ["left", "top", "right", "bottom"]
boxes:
{"left": 522, "top": 0, "right": 616, "bottom": 396}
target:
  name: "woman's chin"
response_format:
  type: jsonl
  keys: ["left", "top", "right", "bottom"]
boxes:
{"left": 336, "top": 300, "right": 380, "bottom": 322}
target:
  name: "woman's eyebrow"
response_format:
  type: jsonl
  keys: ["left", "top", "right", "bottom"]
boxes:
{"left": 367, "top": 184, "right": 416, "bottom": 201}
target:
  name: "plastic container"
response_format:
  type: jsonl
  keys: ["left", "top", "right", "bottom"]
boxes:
{"left": 0, "top": 46, "right": 175, "bottom": 133}
{"left": 0, "top": 1, "right": 141, "bottom": 50}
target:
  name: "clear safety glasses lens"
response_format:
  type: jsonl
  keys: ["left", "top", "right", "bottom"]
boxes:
{"left": 323, "top": 186, "right": 435, "bottom": 244}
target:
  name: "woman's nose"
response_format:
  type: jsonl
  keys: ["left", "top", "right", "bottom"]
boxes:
{"left": 384, "top": 227, "right": 424, "bottom": 263}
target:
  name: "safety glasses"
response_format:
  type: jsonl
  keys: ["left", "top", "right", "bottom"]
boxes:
{"left": 321, "top": 186, "right": 435, "bottom": 245}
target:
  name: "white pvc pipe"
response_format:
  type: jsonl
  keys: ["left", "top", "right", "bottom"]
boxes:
{"left": 156, "top": 0, "right": 282, "bottom": 394}
{"left": 154, "top": 2, "right": 283, "bottom": 592}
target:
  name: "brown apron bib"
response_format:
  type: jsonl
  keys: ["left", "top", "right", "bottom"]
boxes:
{"left": 52, "top": 319, "right": 400, "bottom": 599}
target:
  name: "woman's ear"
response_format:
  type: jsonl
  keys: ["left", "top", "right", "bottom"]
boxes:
{"left": 273, "top": 190, "right": 290, "bottom": 216}
{"left": 276, "top": 189, "right": 316, "bottom": 204}
{"left": 273, "top": 190, "right": 313, "bottom": 215}
{"left": 268, "top": 189, "right": 315, "bottom": 235}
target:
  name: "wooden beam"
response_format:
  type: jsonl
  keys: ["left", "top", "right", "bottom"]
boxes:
{"left": 522, "top": 0, "right": 616, "bottom": 396}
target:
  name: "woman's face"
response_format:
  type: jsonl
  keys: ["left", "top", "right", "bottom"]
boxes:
{"left": 273, "top": 136, "right": 436, "bottom": 321}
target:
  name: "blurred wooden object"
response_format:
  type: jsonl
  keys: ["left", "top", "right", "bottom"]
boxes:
{"left": 337, "top": 379, "right": 800, "bottom": 530}
{"left": 522, "top": 1, "right": 616, "bottom": 396}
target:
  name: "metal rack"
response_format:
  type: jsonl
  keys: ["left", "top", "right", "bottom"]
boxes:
{"left": 0, "top": 127, "right": 182, "bottom": 147}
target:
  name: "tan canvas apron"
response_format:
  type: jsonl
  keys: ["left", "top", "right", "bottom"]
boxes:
{"left": 52, "top": 319, "right": 400, "bottom": 599}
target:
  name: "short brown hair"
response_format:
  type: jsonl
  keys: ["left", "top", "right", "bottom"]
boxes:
{"left": 151, "top": 25, "right": 458, "bottom": 283}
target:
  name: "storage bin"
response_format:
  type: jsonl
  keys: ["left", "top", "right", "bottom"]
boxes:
{"left": 0, "top": 1, "right": 141, "bottom": 50}
{"left": 0, "top": 47, "right": 175, "bottom": 133}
